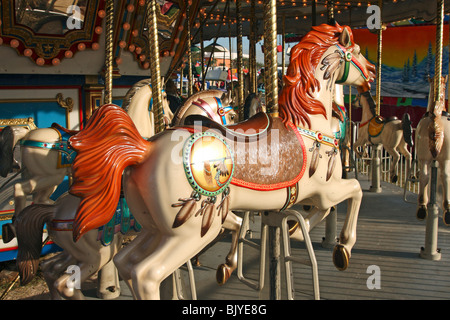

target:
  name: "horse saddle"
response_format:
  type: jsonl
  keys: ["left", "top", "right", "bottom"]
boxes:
{"left": 368, "top": 115, "right": 398, "bottom": 138}
{"left": 20, "top": 123, "right": 77, "bottom": 168}
{"left": 183, "top": 113, "right": 306, "bottom": 192}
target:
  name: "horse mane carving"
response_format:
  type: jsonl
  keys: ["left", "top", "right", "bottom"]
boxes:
{"left": 428, "top": 76, "right": 448, "bottom": 158}
{"left": 122, "top": 78, "right": 152, "bottom": 112}
{"left": 69, "top": 104, "right": 151, "bottom": 240}
{"left": 279, "top": 23, "right": 351, "bottom": 128}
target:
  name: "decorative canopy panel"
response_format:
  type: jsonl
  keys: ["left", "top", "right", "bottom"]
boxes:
{"left": 193, "top": 0, "right": 450, "bottom": 43}
{"left": 112, "top": 0, "right": 200, "bottom": 74}
{"left": 0, "top": 0, "right": 106, "bottom": 66}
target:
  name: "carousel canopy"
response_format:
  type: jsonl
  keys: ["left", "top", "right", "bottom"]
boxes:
{"left": 192, "top": 0, "right": 450, "bottom": 43}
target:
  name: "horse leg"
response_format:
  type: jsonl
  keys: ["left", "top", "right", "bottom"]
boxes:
{"left": 398, "top": 140, "right": 412, "bottom": 181}
{"left": 114, "top": 229, "right": 160, "bottom": 299}
{"left": 97, "top": 256, "right": 121, "bottom": 300}
{"left": 216, "top": 211, "right": 243, "bottom": 285}
{"left": 440, "top": 160, "right": 450, "bottom": 226}
{"left": 384, "top": 146, "right": 400, "bottom": 183}
{"left": 417, "top": 160, "right": 429, "bottom": 220}
{"left": 14, "top": 175, "right": 63, "bottom": 215}
{"left": 41, "top": 251, "right": 76, "bottom": 300}
{"left": 290, "top": 207, "right": 331, "bottom": 241}
{"left": 316, "top": 178, "right": 362, "bottom": 271}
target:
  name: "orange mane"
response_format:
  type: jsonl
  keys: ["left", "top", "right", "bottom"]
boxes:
{"left": 279, "top": 23, "right": 350, "bottom": 128}
{"left": 69, "top": 104, "right": 151, "bottom": 240}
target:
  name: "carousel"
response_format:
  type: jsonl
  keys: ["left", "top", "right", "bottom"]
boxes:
{"left": 0, "top": 0, "right": 450, "bottom": 302}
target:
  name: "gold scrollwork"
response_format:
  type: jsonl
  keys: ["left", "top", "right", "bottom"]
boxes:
{"left": 56, "top": 93, "right": 74, "bottom": 112}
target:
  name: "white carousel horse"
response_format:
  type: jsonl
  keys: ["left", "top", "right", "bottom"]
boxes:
{"left": 67, "top": 23, "right": 375, "bottom": 299}
{"left": 415, "top": 75, "right": 450, "bottom": 225}
{"left": 0, "top": 79, "right": 174, "bottom": 227}
{"left": 12, "top": 87, "right": 242, "bottom": 298}
{"left": 172, "top": 89, "right": 237, "bottom": 126}
{"left": 353, "top": 83, "right": 413, "bottom": 183}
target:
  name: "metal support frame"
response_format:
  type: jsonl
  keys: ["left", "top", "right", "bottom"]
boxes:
{"left": 237, "top": 211, "right": 320, "bottom": 300}
{"left": 420, "top": 0, "right": 444, "bottom": 260}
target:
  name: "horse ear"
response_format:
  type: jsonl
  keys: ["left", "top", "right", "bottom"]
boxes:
{"left": 222, "top": 90, "right": 232, "bottom": 106}
{"left": 339, "top": 26, "right": 352, "bottom": 48}
{"left": 428, "top": 76, "right": 432, "bottom": 83}
{"left": 444, "top": 75, "right": 448, "bottom": 84}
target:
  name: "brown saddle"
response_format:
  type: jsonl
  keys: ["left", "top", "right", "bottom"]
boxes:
{"left": 183, "top": 113, "right": 306, "bottom": 191}
{"left": 368, "top": 115, "right": 398, "bottom": 137}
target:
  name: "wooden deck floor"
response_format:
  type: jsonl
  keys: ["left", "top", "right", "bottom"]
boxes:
{"left": 82, "top": 173, "right": 450, "bottom": 301}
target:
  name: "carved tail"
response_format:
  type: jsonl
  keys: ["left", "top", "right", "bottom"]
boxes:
{"left": 69, "top": 104, "right": 152, "bottom": 241}
{"left": 428, "top": 99, "right": 445, "bottom": 158}
{"left": 0, "top": 126, "right": 15, "bottom": 177}
{"left": 15, "top": 204, "right": 54, "bottom": 286}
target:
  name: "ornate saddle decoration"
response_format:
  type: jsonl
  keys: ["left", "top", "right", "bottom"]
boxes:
{"left": 49, "top": 197, "right": 141, "bottom": 246}
{"left": 20, "top": 123, "right": 77, "bottom": 168}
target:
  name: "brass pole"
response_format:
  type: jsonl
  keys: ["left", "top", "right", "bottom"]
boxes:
{"left": 187, "top": 5, "right": 193, "bottom": 97}
{"left": 250, "top": 0, "right": 256, "bottom": 93}
{"left": 236, "top": 0, "right": 244, "bottom": 120}
{"left": 375, "top": 0, "right": 382, "bottom": 115}
{"left": 327, "top": 0, "right": 335, "bottom": 24}
{"left": 201, "top": 23, "right": 205, "bottom": 90}
{"left": 435, "top": 0, "right": 444, "bottom": 101}
{"left": 281, "top": 15, "right": 285, "bottom": 82}
{"left": 263, "top": 0, "right": 278, "bottom": 116}
{"left": 104, "top": 0, "right": 114, "bottom": 105}
{"left": 146, "top": 0, "right": 164, "bottom": 133}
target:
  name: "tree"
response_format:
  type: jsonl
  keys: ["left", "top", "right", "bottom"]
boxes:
{"left": 412, "top": 51, "right": 417, "bottom": 79}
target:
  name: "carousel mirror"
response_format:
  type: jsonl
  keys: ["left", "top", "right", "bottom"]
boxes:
{"left": 14, "top": 0, "right": 87, "bottom": 35}
{"left": 0, "top": 0, "right": 104, "bottom": 65}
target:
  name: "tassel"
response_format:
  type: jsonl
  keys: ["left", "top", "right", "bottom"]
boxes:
{"left": 172, "top": 192, "right": 200, "bottom": 228}
{"left": 309, "top": 141, "right": 321, "bottom": 177}
{"left": 217, "top": 188, "right": 230, "bottom": 223}
{"left": 326, "top": 148, "right": 338, "bottom": 181}
{"left": 200, "top": 198, "right": 216, "bottom": 237}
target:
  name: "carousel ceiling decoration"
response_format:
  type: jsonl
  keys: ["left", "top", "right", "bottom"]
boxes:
{"left": 112, "top": 0, "right": 200, "bottom": 72}
{"left": 193, "top": 0, "right": 450, "bottom": 42}
{"left": 0, "top": 0, "right": 106, "bottom": 66}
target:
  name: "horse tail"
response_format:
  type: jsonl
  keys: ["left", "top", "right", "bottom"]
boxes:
{"left": 401, "top": 113, "right": 414, "bottom": 148}
{"left": 428, "top": 99, "right": 445, "bottom": 158}
{"left": 428, "top": 115, "right": 444, "bottom": 158}
{"left": 15, "top": 204, "right": 54, "bottom": 286}
{"left": 0, "top": 126, "right": 15, "bottom": 177}
{"left": 69, "top": 104, "right": 152, "bottom": 241}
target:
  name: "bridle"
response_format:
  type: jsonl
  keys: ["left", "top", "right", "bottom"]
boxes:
{"left": 335, "top": 44, "right": 370, "bottom": 84}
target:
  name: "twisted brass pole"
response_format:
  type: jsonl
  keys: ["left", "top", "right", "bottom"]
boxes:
{"left": 104, "top": 0, "right": 114, "bottom": 105}
{"left": 187, "top": 5, "right": 193, "bottom": 97}
{"left": 146, "top": 0, "right": 164, "bottom": 133}
{"left": 435, "top": 0, "right": 444, "bottom": 101}
{"left": 263, "top": 0, "right": 278, "bottom": 116}
{"left": 236, "top": 0, "right": 244, "bottom": 120}
{"left": 375, "top": 0, "right": 382, "bottom": 115}
{"left": 250, "top": 0, "right": 256, "bottom": 94}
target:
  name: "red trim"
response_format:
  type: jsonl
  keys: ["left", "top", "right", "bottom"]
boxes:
{"left": 230, "top": 121, "right": 307, "bottom": 191}
{"left": 359, "top": 118, "right": 372, "bottom": 128}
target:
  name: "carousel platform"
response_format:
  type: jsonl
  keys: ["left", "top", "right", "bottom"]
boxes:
{"left": 79, "top": 173, "right": 450, "bottom": 301}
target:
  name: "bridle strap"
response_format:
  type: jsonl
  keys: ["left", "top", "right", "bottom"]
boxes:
{"left": 334, "top": 44, "right": 370, "bottom": 84}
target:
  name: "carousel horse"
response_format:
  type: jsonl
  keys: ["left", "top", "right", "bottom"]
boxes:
{"left": 172, "top": 89, "right": 237, "bottom": 126}
{"left": 13, "top": 87, "right": 242, "bottom": 298}
{"left": 352, "top": 83, "right": 413, "bottom": 183}
{"left": 67, "top": 23, "right": 375, "bottom": 300}
{"left": 0, "top": 79, "right": 174, "bottom": 240}
{"left": 415, "top": 75, "right": 450, "bottom": 225}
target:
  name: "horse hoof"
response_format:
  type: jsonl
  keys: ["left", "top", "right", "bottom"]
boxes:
{"left": 391, "top": 175, "right": 398, "bottom": 183}
{"left": 416, "top": 206, "right": 427, "bottom": 221}
{"left": 443, "top": 210, "right": 450, "bottom": 226}
{"left": 333, "top": 245, "right": 349, "bottom": 271}
{"left": 216, "top": 264, "right": 232, "bottom": 286}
